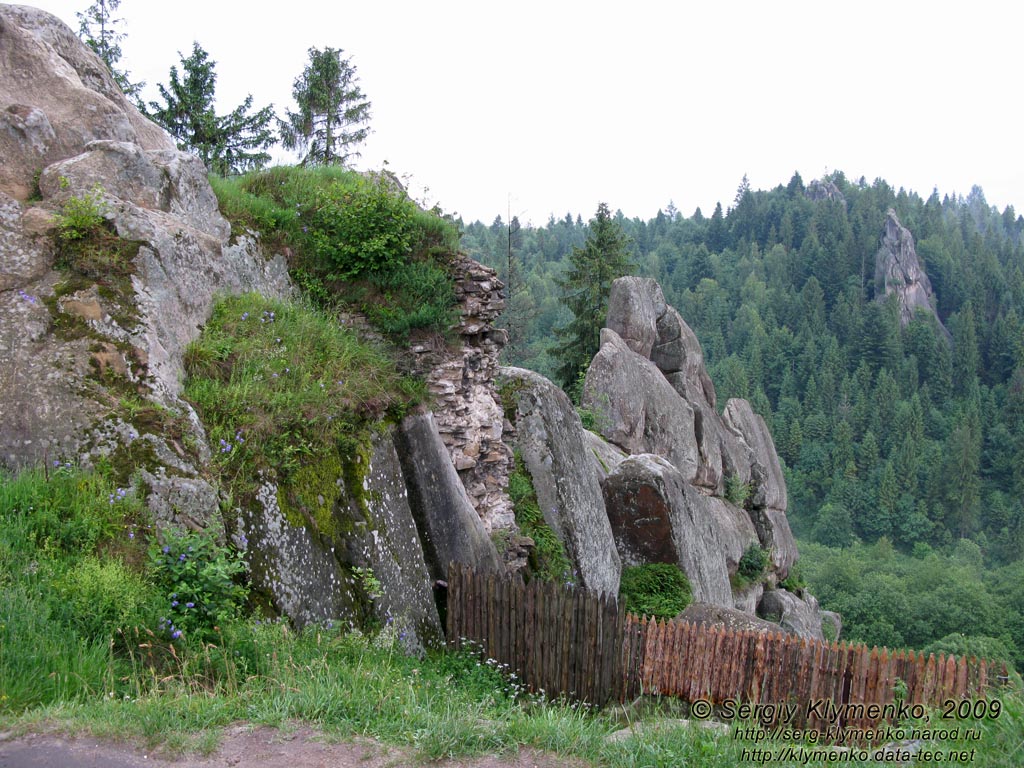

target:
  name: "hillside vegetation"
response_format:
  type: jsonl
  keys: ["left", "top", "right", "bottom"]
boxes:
{"left": 464, "top": 174, "right": 1024, "bottom": 667}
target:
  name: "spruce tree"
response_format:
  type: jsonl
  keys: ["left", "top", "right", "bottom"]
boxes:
{"left": 553, "top": 202, "right": 633, "bottom": 394}
{"left": 77, "top": 0, "right": 144, "bottom": 100}
{"left": 280, "top": 47, "right": 371, "bottom": 167}
{"left": 146, "top": 43, "right": 275, "bottom": 175}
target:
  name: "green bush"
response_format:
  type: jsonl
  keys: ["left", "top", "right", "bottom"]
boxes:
{"left": 148, "top": 527, "right": 248, "bottom": 642}
{"left": 724, "top": 473, "right": 752, "bottom": 506}
{"left": 307, "top": 176, "right": 416, "bottom": 279}
{"left": 210, "top": 166, "right": 460, "bottom": 340}
{"left": 923, "top": 633, "right": 1017, "bottom": 671}
{"left": 55, "top": 557, "right": 154, "bottom": 641}
{"left": 507, "top": 453, "right": 573, "bottom": 584}
{"left": 737, "top": 544, "right": 769, "bottom": 581}
{"left": 55, "top": 182, "right": 108, "bottom": 242}
{"left": 619, "top": 563, "right": 692, "bottom": 619}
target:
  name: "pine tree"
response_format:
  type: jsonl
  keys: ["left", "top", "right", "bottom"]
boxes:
{"left": 146, "top": 43, "right": 275, "bottom": 175}
{"left": 280, "top": 47, "right": 371, "bottom": 167}
{"left": 553, "top": 202, "right": 633, "bottom": 393}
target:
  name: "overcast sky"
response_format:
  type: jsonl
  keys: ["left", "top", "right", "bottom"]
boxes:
{"left": 27, "top": 0, "right": 1024, "bottom": 225}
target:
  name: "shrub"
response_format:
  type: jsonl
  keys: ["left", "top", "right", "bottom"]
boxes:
{"left": 923, "top": 633, "right": 1017, "bottom": 671}
{"left": 210, "top": 166, "right": 461, "bottom": 340}
{"left": 148, "top": 527, "right": 248, "bottom": 641}
{"left": 55, "top": 182, "right": 108, "bottom": 242}
{"left": 307, "top": 175, "right": 416, "bottom": 279}
{"left": 724, "top": 473, "right": 752, "bottom": 506}
{"left": 619, "top": 563, "right": 692, "bottom": 619}
{"left": 734, "top": 544, "right": 770, "bottom": 587}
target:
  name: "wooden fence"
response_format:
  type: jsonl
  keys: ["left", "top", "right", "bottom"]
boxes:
{"left": 446, "top": 561, "right": 625, "bottom": 704}
{"left": 446, "top": 563, "right": 1007, "bottom": 725}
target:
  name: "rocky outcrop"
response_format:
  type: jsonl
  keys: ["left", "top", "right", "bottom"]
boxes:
{"left": 499, "top": 366, "right": 620, "bottom": 596}
{"left": 874, "top": 208, "right": 948, "bottom": 334}
{"left": 240, "top": 429, "right": 443, "bottom": 652}
{"left": 602, "top": 454, "right": 758, "bottom": 607}
{"left": 0, "top": 5, "right": 168, "bottom": 201}
{"left": 395, "top": 411, "right": 501, "bottom": 581}
{"left": 580, "top": 276, "right": 819, "bottom": 635}
{"left": 678, "top": 602, "right": 784, "bottom": 634}
{"left": 0, "top": 6, "right": 291, "bottom": 474}
{"left": 758, "top": 588, "right": 825, "bottom": 642}
{"left": 722, "top": 399, "right": 796, "bottom": 576}
{"left": 412, "top": 255, "right": 514, "bottom": 530}
{"left": 805, "top": 178, "right": 846, "bottom": 207}
{"left": 583, "top": 328, "right": 699, "bottom": 481}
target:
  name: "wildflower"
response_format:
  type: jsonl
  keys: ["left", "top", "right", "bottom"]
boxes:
{"left": 241, "top": 312, "right": 249, "bottom": 320}
{"left": 179, "top": 553, "right": 187, "bottom": 562}
{"left": 185, "top": 602, "right": 194, "bottom": 609}
{"left": 171, "top": 600, "right": 179, "bottom": 607}
{"left": 128, "top": 530, "right": 135, "bottom": 540}
{"left": 171, "top": 629, "right": 181, "bottom": 639}
{"left": 18, "top": 289, "right": 37, "bottom": 305}
{"left": 162, "top": 545, "right": 170, "bottom": 554}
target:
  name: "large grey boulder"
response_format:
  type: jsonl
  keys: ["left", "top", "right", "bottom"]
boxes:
{"left": 605, "top": 276, "right": 666, "bottom": 358}
{"left": 240, "top": 430, "right": 443, "bottom": 653}
{"left": 0, "top": 7, "right": 292, "bottom": 471}
{"left": 0, "top": 5, "right": 170, "bottom": 201}
{"left": 678, "top": 602, "right": 782, "bottom": 634}
{"left": 395, "top": 411, "right": 501, "bottom": 581}
{"left": 601, "top": 454, "right": 759, "bottom": 606}
{"left": 874, "top": 208, "right": 948, "bottom": 335}
{"left": 758, "top": 588, "right": 824, "bottom": 641}
{"left": 500, "top": 367, "right": 620, "bottom": 596}
{"left": 582, "top": 328, "right": 699, "bottom": 482}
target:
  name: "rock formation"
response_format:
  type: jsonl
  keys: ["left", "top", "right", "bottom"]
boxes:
{"left": 499, "top": 366, "right": 620, "bottom": 595}
{"left": 0, "top": 5, "right": 291, "bottom": 478}
{"left": 0, "top": 6, "right": 828, "bottom": 646}
{"left": 577, "top": 276, "right": 817, "bottom": 636}
{"left": 0, "top": 6, "right": 489, "bottom": 649}
{"left": 805, "top": 178, "right": 846, "bottom": 207}
{"left": 874, "top": 208, "right": 949, "bottom": 335}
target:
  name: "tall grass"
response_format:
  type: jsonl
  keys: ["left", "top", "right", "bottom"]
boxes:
{"left": 2, "top": 462, "right": 1021, "bottom": 765}
{"left": 183, "top": 293, "right": 425, "bottom": 509}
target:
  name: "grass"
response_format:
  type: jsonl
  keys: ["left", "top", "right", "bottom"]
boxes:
{"left": 209, "top": 166, "right": 460, "bottom": 342}
{"left": 183, "top": 293, "right": 425, "bottom": 503}
{"left": 618, "top": 563, "right": 692, "bottom": 620}
{"left": 2, "top": 463, "right": 1022, "bottom": 766}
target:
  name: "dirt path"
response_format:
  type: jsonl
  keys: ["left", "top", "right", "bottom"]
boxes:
{"left": 0, "top": 725, "right": 583, "bottom": 768}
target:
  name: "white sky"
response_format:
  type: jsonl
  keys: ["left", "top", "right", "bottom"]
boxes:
{"left": 24, "top": 0, "right": 1024, "bottom": 225}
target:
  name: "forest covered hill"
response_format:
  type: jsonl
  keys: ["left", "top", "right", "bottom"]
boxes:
{"left": 462, "top": 173, "right": 1024, "bottom": 664}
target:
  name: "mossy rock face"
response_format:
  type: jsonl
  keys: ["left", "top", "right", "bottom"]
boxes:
{"left": 240, "top": 427, "right": 443, "bottom": 651}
